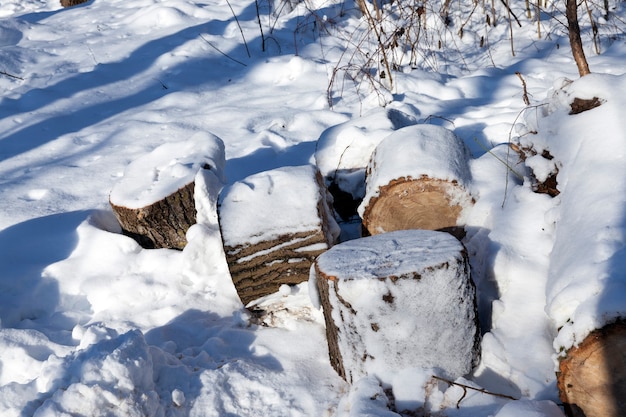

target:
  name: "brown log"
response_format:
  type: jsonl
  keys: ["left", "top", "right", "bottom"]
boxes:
{"left": 314, "top": 229, "right": 480, "bottom": 384}
{"left": 219, "top": 165, "right": 339, "bottom": 307}
{"left": 60, "top": 0, "right": 89, "bottom": 7}
{"left": 362, "top": 176, "right": 468, "bottom": 235}
{"left": 557, "top": 319, "right": 626, "bottom": 417}
{"left": 359, "top": 125, "right": 473, "bottom": 236}
{"left": 110, "top": 180, "right": 197, "bottom": 250}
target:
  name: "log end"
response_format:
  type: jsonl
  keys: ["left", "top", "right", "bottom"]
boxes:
{"left": 362, "top": 177, "right": 471, "bottom": 236}
{"left": 557, "top": 319, "right": 626, "bottom": 417}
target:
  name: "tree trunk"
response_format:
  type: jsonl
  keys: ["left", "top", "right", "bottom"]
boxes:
{"left": 557, "top": 319, "right": 626, "bottom": 417}
{"left": 567, "top": 0, "right": 591, "bottom": 77}
{"left": 313, "top": 229, "right": 480, "bottom": 384}
{"left": 219, "top": 165, "right": 339, "bottom": 307}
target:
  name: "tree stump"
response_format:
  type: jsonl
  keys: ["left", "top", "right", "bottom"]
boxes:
{"left": 313, "top": 229, "right": 480, "bottom": 384}
{"left": 557, "top": 319, "right": 626, "bottom": 417}
{"left": 218, "top": 165, "right": 340, "bottom": 307}
{"left": 358, "top": 125, "right": 473, "bottom": 236}
{"left": 109, "top": 133, "right": 225, "bottom": 250}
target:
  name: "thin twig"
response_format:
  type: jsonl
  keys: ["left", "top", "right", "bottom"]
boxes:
{"left": 473, "top": 137, "right": 525, "bottom": 182}
{"left": 0, "top": 70, "right": 24, "bottom": 80}
{"left": 500, "top": 0, "right": 522, "bottom": 27}
{"left": 200, "top": 35, "right": 247, "bottom": 66}
{"left": 225, "top": 0, "right": 251, "bottom": 57}
{"left": 432, "top": 375, "right": 519, "bottom": 405}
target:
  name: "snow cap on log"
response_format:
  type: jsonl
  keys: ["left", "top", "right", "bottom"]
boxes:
{"left": 314, "top": 107, "right": 418, "bottom": 200}
{"left": 359, "top": 124, "right": 473, "bottom": 235}
{"left": 313, "top": 229, "right": 480, "bottom": 385}
{"left": 219, "top": 165, "right": 340, "bottom": 306}
{"left": 109, "top": 132, "right": 225, "bottom": 249}
{"left": 110, "top": 132, "right": 225, "bottom": 210}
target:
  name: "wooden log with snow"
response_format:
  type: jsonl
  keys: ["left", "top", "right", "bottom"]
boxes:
{"left": 312, "top": 229, "right": 480, "bottom": 384}
{"left": 109, "top": 133, "right": 225, "bottom": 250}
{"left": 524, "top": 75, "right": 626, "bottom": 417}
{"left": 358, "top": 124, "right": 473, "bottom": 236}
{"left": 557, "top": 319, "right": 626, "bottom": 417}
{"left": 218, "top": 165, "right": 340, "bottom": 307}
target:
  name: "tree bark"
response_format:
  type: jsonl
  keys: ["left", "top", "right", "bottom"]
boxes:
{"left": 110, "top": 181, "right": 197, "bottom": 250}
{"left": 219, "top": 165, "right": 339, "bottom": 307}
{"left": 567, "top": 0, "right": 591, "bottom": 77}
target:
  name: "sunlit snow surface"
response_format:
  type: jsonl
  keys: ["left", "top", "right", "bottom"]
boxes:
{"left": 1, "top": 0, "right": 626, "bottom": 416}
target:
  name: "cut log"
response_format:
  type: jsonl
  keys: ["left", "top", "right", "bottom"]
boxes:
{"left": 313, "top": 229, "right": 480, "bottom": 384}
{"left": 218, "top": 165, "right": 340, "bottom": 307}
{"left": 557, "top": 319, "right": 626, "bottom": 417}
{"left": 109, "top": 133, "right": 225, "bottom": 249}
{"left": 359, "top": 124, "right": 473, "bottom": 236}
{"left": 60, "top": 0, "right": 89, "bottom": 7}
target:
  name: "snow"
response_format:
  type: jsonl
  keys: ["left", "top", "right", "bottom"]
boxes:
{"left": 1, "top": 0, "right": 625, "bottom": 416}
{"left": 314, "top": 107, "right": 418, "bottom": 199}
{"left": 218, "top": 164, "right": 339, "bottom": 247}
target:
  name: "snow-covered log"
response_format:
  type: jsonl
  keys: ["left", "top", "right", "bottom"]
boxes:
{"left": 358, "top": 125, "right": 473, "bottom": 236}
{"left": 109, "top": 133, "right": 225, "bottom": 250}
{"left": 557, "top": 319, "right": 626, "bottom": 417}
{"left": 314, "top": 107, "right": 417, "bottom": 221}
{"left": 219, "top": 165, "right": 340, "bottom": 307}
{"left": 313, "top": 229, "right": 480, "bottom": 384}
{"left": 517, "top": 75, "right": 626, "bottom": 417}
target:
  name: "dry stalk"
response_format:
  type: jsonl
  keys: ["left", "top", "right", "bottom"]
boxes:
{"left": 515, "top": 71, "right": 530, "bottom": 105}
{"left": 226, "top": 0, "right": 251, "bottom": 57}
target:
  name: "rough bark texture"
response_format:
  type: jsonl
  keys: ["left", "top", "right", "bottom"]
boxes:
{"left": 110, "top": 181, "right": 196, "bottom": 250}
{"left": 557, "top": 319, "right": 626, "bottom": 417}
{"left": 221, "top": 171, "right": 338, "bottom": 307}
{"left": 60, "top": 0, "right": 89, "bottom": 7}
{"left": 566, "top": 0, "right": 591, "bottom": 77}
{"left": 225, "top": 229, "right": 332, "bottom": 306}
{"left": 362, "top": 176, "right": 469, "bottom": 235}
{"left": 314, "top": 230, "right": 480, "bottom": 384}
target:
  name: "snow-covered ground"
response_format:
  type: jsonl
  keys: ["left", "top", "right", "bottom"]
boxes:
{"left": 1, "top": 0, "right": 625, "bottom": 416}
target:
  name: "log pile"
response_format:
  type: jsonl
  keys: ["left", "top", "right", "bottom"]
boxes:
{"left": 313, "top": 229, "right": 480, "bottom": 384}
{"left": 218, "top": 165, "right": 339, "bottom": 307}
{"left": 358, "top": 124, "right": 473, "bottom": 237}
